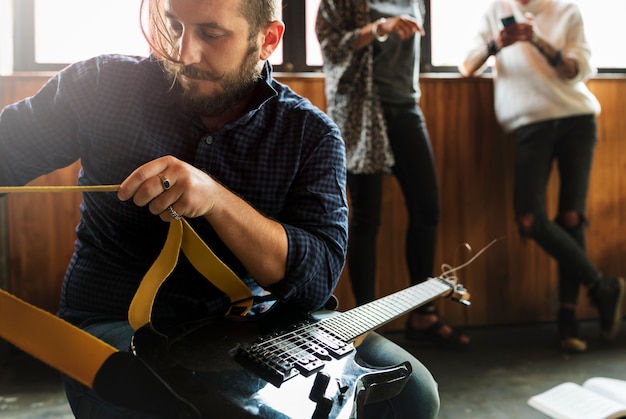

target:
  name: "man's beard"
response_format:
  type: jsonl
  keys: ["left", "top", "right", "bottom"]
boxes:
{"left": 165, "top": 45, "right": 262, "bottom": 117}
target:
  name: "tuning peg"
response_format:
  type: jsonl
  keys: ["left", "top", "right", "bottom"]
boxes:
{"left": 451, "top": 285, "right": 471, "bottom": 306}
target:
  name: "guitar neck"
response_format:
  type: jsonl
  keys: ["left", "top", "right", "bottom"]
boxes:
{"left": 236, "top": 277, "right": 469, "bottom": 387}
{"left": 318, "top": 277, "right": 457, "bottom": 342}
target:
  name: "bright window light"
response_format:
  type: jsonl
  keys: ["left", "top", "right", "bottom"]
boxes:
{"left": 34, "top": 0, "right": 148, "bottom": 63}
{"left": 431, "top": 0, "right": 626, "bottom": 70}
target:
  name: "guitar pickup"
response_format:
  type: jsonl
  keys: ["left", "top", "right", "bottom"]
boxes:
{"left": 305, "top": 328, "right": 354, "bottom": 358}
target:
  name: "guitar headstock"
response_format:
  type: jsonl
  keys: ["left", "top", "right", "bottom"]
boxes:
{"left": 450, "top": 283, "right": 471, "bottom": 306}
{"left": 439, "top": 277, "right": 471, "bottom": 307}
{"left": 434, "top": 238, "right": 500, "bottom": 308}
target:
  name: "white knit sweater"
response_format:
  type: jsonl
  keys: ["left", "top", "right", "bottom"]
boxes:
{"left": 461, "top": 0, "right": 601, "bottom": 133}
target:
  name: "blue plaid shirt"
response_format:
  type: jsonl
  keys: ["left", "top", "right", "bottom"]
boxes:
{"left": 0, "top": 55, "right": 348, "bottom": 325}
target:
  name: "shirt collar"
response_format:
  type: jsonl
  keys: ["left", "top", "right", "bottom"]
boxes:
{"left": 221, "top": 62, "right": 279, "bottom": 131}
{"left": 251, "top": 61, "right": 279, "bottom": 110}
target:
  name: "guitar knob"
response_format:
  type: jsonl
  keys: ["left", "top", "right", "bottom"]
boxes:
{"left": 309, "top": 372, "right": 331, "bottom": 402}
{"left": 312, "top": 396, "right": 333, "bottom": 419}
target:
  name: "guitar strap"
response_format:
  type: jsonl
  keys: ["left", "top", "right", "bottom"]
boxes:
{"left": 0, "top": 184, "right": 256, "bottom": 386}
{"left": 0, "top": 288, "right": 202, "bottom": 417}
{"left": 128, "top": 217, "right": 254, "bottom": 330}
{"left": 0, "top": 287, "right": 117, "bottom": 388}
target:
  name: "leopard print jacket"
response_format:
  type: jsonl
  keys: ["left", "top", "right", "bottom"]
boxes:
{"left": 316, "top": 0, "right": 395, "bottom": 174}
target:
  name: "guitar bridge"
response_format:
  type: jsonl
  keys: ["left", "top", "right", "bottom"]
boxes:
{"left": 235, "top": 320, "right": 354, "bottom": 387}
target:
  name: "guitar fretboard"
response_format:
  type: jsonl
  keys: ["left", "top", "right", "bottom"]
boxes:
{"left": 237, "top": 277, "right": 461, "bottom": 386}
{"left": 318, "top": 277, "right": 453, "bottom": 342}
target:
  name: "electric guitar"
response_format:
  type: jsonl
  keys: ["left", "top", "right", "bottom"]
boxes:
{"left": 130, "top": 276, "right": 470, "bottom": 419}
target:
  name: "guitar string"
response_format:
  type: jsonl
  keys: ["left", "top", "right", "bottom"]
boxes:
{"left": 438, "top": 237, "right": 502, "bottom": 284}
{"left": 254, "top": 280, "right": 449, "bottom": 358}
{"left": 248, "top": 280, "right": 450, "bottom": 370}
{"left": 249, "top": 239, "right": 501, "bottom": 371}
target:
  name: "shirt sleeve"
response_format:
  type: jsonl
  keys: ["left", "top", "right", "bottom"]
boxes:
{"left": 561, "top": 3, "right": 595, "bottom": 84}
{"left": 459, "top": 2, "right": 502, "bottom": 76}
{"left": 315, "top": 0, "right": 362, "bottom": 68}
{"left": 0, "top": 59, "right": 99, "bottom": 186}
{"left": 267, "top": 119, "right": 348, "bottom": 312}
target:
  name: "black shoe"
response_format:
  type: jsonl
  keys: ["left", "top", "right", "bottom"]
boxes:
{"left": 405, "top": 308, "right": 471, "bottom": 351}
{"left": 588, "top": 277, "right": 625, "bottom": 340}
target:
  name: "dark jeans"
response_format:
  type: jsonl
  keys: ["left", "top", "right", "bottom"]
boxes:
{"left": 63, "top": 319, "right": 440, "bottom": 418}
{"left": 347, "top": 103, "right": 440, "bottom": 305}
{"left": 513, "top": 114, "right": 599, "bottom": 305}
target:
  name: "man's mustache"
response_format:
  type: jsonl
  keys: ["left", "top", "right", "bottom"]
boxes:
{"left": 176, "top": 65, "right": 221, "bottom": 82}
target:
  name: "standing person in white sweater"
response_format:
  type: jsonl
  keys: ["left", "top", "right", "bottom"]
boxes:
{"left": 460, "top": 0, "right": 624, "bottom": 353}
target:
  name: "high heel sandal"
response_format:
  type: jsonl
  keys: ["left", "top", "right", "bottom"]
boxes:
{"left": 405, "top": 304, "right": 471, "bottom": 351}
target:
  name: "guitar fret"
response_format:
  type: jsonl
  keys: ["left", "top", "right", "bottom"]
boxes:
{"left": 230, "top": 276, "right": 468, "bottom": 391}
{"left": 319, "top": 278, "right": 453, "bottom": 342}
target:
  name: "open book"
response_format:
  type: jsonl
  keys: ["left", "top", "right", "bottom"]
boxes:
{"left": 527, "top": 377, "right": 626, "bottom": 419}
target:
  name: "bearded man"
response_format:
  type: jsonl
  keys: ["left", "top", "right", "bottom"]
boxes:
{"left": 0, "top": 1, "right": 439, "bottom": 417}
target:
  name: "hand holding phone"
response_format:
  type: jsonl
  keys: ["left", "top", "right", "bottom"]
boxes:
{"left": 501, "top": 16, "right": 516, "bottom": 27}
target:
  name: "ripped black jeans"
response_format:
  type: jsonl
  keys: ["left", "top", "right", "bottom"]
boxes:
{"left": 513, "top": 114, "right": 599, "bottom": 305}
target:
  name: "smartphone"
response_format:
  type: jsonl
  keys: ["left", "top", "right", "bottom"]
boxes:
{"left": 501, "top": 16, "right": 516, "bottom": 27}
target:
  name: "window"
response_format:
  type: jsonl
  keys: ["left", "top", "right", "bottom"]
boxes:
{"left": 7, "top": 0, "right": 626, "bottom": 74}
{"left": 12, "top": 0, "right": 148, "bottom": 71}
{"left": 9, "top": 0, "right": 321, "bottom": 73}
{"left": 279, "top": 0, "right": 323, "bottom": 71}
{"left": 0, "top": 0, "right": 12, "bottom": 75}
{"left": 32, "top": 0, "right": 148, "bottom": 65}
{"left": 306, "top": 0, "right": 323, "bottom": 67}
{"left": 429, "top": 0, "right": 626, "bottom": 73}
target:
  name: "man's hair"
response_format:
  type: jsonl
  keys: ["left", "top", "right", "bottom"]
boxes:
{"left": 239, "top": 0, "right": 281, "bottom": 36}
{"left": 141, "top": 0, "right": 281, "bottom": 62}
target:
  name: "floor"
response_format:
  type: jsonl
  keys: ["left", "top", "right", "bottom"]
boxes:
{"left": 0, "top": 347, "right": 72, "bottom": 419}
{"left": 391, "top": 320, "right": 626, "bottom": 418}
{"left": 0, "top": 320, "right": 625, "bottom": 418}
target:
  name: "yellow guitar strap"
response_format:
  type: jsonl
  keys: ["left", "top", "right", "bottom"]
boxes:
{"left": 0, "top": 216, "right": 253, "bottom": 386}
{"left": 0, "top": 288, "right": 117, "bottom": 388}
{"left": 0, "top": 184, "right": 254, "bottom": 411}
{"left": 0, "top": 289, "right": 202, "bottom": 417}
{"left": 128, "top": 218, "right": 254, "bottom": 330}
{"left": 0, "top": 217, "right": 252, "bottom": 392}
{"left": 0, "top": 186, "right": 254, "bottom": 325}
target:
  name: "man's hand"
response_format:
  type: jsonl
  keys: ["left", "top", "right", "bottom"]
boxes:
{"left": 118, "top": 155, "right": 288, "bottom": 285}
{"left": 117, "top": 155, "right": 217, "bottom": 222}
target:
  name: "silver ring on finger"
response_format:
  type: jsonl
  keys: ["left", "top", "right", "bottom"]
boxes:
{"left": 167, "top": 205, "right": 182, "bottom": 220}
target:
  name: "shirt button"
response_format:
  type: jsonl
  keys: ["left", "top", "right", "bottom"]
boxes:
{"left": 204, "top": 135, "right": 214, "bottom": 145}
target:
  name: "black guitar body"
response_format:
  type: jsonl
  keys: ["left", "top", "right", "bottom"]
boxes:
{"left": 130, "top": 304, "right": 412, "bottom": 419}
{"left": 126, "top": 277, "right": 470, "bottom": 418}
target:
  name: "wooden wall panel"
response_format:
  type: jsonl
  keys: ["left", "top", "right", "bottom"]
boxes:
{"left": 420, "top": 77, "right": 560, "bottom": 328}
{"left": 0, "top": 74, "right": 81, "bottom": 312}
{"left": 4, "top": 166, "right": 82, "bottom": 313}
{"left": 1, "top": 73, "right": 625, "bottom": 330}
{"left": 585, "top": 79, "right": 626, "bottom": 279}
